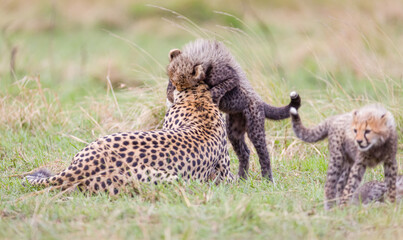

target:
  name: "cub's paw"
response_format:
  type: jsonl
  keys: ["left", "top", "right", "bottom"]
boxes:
{"left": 289, "top": 91, "right": 301, "bottom": 109}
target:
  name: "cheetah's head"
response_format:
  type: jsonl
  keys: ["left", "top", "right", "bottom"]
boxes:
{"left": 167, "top": 49, "right": 205, "bottom": 92}
{"left": 351, "top": 104, "right": 395, "bottom": 151}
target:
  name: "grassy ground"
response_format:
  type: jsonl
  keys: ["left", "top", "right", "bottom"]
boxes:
{"left": 1, "top": 0, "right": 403, "bottom": 239}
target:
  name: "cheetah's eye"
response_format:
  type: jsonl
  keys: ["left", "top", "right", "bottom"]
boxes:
{"left": 191, "top": 68, "right": 196, "bottom": 76}
{"left": 365, "top": 129, "right": 371, "bottom": 134}
{"left": 353, "top": 129, "right": 357, "bottom": 133}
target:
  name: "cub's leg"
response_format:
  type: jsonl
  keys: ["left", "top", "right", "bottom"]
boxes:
{"left": 384, "top": 159, "right": 397, "bottom": 202}
{"left": 244, "top": 103, "right": 272, "bottom": 181}
{"left": 210, "top": 77, "right": 238, "bottom": 104}
{"left": 336, "top": 163, "right": 351, "bottom": 200}
{"left": 226, "top": 113, "right": 250, "bottom": 179}
{"left": 340, "top": 161, "right": 367, "bottom": 205}
{"left": 324, "top": 136, "right": 345, "bottom": 209}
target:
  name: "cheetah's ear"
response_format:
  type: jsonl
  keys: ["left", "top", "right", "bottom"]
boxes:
{"left": 169, "top": 49, "right": 181, "bottom": 61}
{"left": 352, "top": 110, "right": 358, "bottom": 121}
{"left": 379, "top": 113, "right": 387, "bottom": 125}
{"left": 194, "top": 64, "right": 205, "bottom": 82}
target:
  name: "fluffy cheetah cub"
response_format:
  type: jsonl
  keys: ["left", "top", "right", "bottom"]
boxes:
{"left": 352, "top": 175, "right": 403, "bottom": 205}
{"left": 167, "top": 39, "right": 301, "bottom": 180}
{"left": 290, "top": 104, "right": 398, "bottom": 209}
{"left": 25, "top": 79, "right": 233, "bottom": 195}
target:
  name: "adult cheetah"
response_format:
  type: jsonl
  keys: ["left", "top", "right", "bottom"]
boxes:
{"left": 25, "top": 78, "right": 233, "bottom": 195}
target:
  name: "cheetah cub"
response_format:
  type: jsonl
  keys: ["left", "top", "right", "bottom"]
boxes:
{"left": 290, "top": 104, "right": 398, "bottom": 209}
{"left": 167, "top": 39, "right": 301, "bottom": 180}
{"left": 352, "top": 175, "right": 403, "bottom": 205}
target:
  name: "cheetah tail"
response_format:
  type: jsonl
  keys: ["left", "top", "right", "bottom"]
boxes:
{"left": 24, "top": 168, "right": 55, "bottom": 187}
{"left": 289, "top": 107, "right": 329, "bottom": 143}
{"left": 264, "top": 91, "right": 301, "bottom": 120}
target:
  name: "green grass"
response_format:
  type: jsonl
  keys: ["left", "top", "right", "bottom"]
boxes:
{"left": 1, "top": 1, "right": 403, "bottom": 239}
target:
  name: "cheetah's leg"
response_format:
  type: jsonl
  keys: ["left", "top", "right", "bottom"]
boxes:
{"left": 244, "top": 104, "right": 273, "bottom": 181}
{"left": 384, "top": 158, "right": 397, "bottom": 203}
{"left": 340, "top": 161, "right": 367, "bottom": 206}
{"left": 83, "top": 165, "right": 180, "bottom": 196}
{"left": 135, "top": 165, "right": 179, "bottom": 183}
{"left": 215, "top": 150, "right": 235, "bottom": 184}
{"left": 210, "top": 77, "right": 238, "bottom": 104}
{"left": 324, "top": 137, "right": 345, "bottom": 209}
{"left": 226, "top": 113, "right": 250, "bottom": 179}
{"left": 336, "top": 163, "right": 351, "bottom": 200}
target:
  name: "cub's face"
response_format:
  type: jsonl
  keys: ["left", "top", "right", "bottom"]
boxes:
{"left": 167, "top": 49, "right": 205, "bottom": 92}
{"left": 351, "top": 111, "right": 388, "bottom": 151}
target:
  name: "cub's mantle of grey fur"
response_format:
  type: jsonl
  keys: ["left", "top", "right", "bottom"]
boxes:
{"left": 352, "top": 175, "right": 403, "bottom": 205}
{"left": 167, "top": 39, "right": 301, "bottom": 180}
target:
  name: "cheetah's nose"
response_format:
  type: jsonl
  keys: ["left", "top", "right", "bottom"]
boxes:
{"left": 356, "top": 140, "right": 363, "bottom": 145}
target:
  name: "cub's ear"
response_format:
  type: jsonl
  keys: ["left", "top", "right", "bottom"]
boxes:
{"left": 352, "top": 110, "right": 358, "bottom": 121}
{"left": 379, "top": 113, "right": 387, "bottom": 125}
{"left": 194, "top": 64, "right": 205, "bottom": 81}
{"left": 169, "top": 49, "right": 181, "bottom": 61}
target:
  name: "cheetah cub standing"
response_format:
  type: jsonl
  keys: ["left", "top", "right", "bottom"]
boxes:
{"left": 167, "top": 39, "right": 301, "bottom": 181}
{"left": 352, "top": 175, "right": 403, "bottom": 205}
{"left": 289, "top": 104, "right": 398, "bottom": 209}
{"left": 25, "top": 78, "right": 233, "bottom": 195}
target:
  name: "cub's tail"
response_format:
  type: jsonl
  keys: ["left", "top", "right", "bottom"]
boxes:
{"left": 290, "top": 107, "right": 329, "bottom": 143}
{"left": 264, "top": 91, "right": 301, "bottom": 120}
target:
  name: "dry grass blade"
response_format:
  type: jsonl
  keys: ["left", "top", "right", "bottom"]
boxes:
{"left": 34, "top": 75, "right": 49, "bottom": 112}
{"left": 146, "top": 4, "right": 209, "bottom": 39}
{"left": 106, "top": 61, "right": 123, "bottom": 119}
{"left": 13, "top": 185, "right": 64, "bottom": 203}
{"left": 8, "top": 170, "right": 38, "bottom": 178}
{"left": 178, "top": 186, "right": 192, "bottom": 207}
{"left": 79, "top": 106, "right": 105, "bottom": 136}
{"left": 62, "top": 134, "right": 89, "bottom": 145}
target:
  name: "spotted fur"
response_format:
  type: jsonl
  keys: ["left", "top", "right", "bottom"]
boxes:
{"left": 352, "top": 175, "right": 403, "bottom": 205}
{"left": 25, "top": 80, "right": 233, "bottom": 195}
{"left": 290, "top": 104, "right": 398, "bottom": 209}
{"left": 166, "top": 39, "right": 301, "bottom": 180}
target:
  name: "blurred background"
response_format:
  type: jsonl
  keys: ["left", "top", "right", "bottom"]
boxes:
{"left": 0, "top": 0, "right": 402, "bottom": 148}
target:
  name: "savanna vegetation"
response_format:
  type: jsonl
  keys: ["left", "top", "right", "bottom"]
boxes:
{"left": 1, "top": 0, "right": 402, "bottom": 239}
